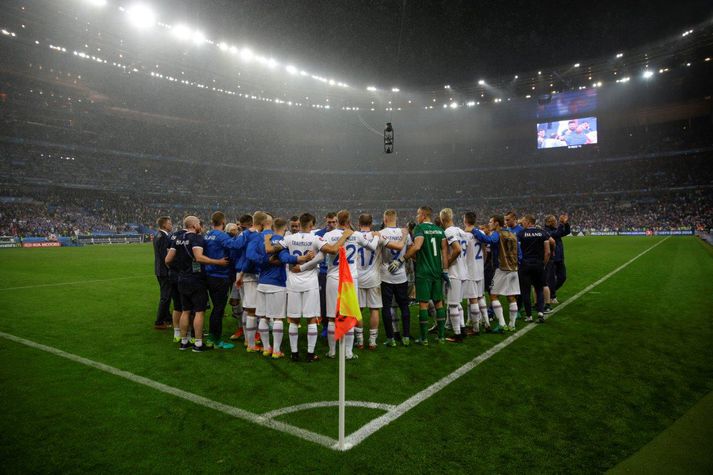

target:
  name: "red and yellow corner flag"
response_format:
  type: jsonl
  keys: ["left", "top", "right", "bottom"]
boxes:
{"left": 334, "top": 246, "right": 361, "bottom": 341}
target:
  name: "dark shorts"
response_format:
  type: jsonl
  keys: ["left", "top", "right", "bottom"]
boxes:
{"left": 178, "top": 276, "right": 208, "bottom": 313}
{"left": 415, "top": 277, "right": 444, "bottom": 302}
{"left": 169, "top": 271, "right": 183, "bottom": 312}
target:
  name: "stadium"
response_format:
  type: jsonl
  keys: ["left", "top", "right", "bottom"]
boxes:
{"left": 1, "top": 0, "right": 712, "bottom": 473}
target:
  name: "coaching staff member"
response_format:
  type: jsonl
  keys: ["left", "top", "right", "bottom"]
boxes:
{"left": 153, "top": 216, "right": 173, "bottom": 329}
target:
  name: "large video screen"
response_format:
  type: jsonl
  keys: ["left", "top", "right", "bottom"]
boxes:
{"left": 537, "top": 117, "right": 598, "bottom": 149}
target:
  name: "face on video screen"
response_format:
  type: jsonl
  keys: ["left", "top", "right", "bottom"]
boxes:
{"left": 536, "top": 117, "right": 598, "bottom": 149}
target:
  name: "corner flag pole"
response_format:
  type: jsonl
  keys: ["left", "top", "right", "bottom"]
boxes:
{"left": 338, "top": 337, "right": 346, "bottom": 450}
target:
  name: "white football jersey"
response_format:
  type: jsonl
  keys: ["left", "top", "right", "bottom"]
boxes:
{"left": 379, "top": 227, "right": 412, "bottom": 284}
{"left": 319, "top": 229, "right": 376, "bottom": 281}
{"left": 356, "top": 231, "right": 383, "bottom": 289}
{"left": 445, "top": 226, "right": 468, "bottom": 280}
{"left": 282, "top": 232, "right": 322, "bottom": 292}
{"left": 463, "top": 229, "right": 485, "bottom": 281}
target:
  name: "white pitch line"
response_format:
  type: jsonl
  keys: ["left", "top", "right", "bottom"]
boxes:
{"left": 0, "top": 275, "right": 151, "bottom": 291}
{"left": 263, "top": 400, "right": 396, "bottom": 419}
{"left": 341, "top": 236, "right": 671, "bottom": 450}
{"left": 0, "top": 331, "right": 338, "bottom": 449}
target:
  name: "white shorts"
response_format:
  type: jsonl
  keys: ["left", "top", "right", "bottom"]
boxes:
{"left": 242, "top": 280, "right": 258, "bottom": 309}
{"left": 358, "top": 286, "right": 382, "bottom": 309}
{"left": 447, "top": 278, "right": 465, "bottom": 305}
{"left": 287, "top": 288, "right": 321, "bottom": 318}
{"left": 326, "top": 278, "right": 358, "bottom": 318}
{"left": 255, "top": 288, "right": 286, "bottom": 318}
{"left": 463, "top": 279, "right": 484, "bottom": 299}
{"left": 491, "top": 269, "right": 520, "bottom": 296}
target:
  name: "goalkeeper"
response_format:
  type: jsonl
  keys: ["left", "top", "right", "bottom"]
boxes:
{"left": 390, "top": 206, "right": 449, "bottom": 344}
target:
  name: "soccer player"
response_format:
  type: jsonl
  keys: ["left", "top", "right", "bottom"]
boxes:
{"left": 314, "top": 212, "right": 337, "bottom": 336}
{"left": 267, "top": 213, "right": 324, "bottom": 362}
{"left": 165, "top": 216, "right": 229, "bottom": 352}
{"left": 153, "top": 216, "right": 173, "bottom": 330}
{"left": 544, "top": 214, "right": 571, "bottom": 304}
{"left": 440, "top": 208, "right": 468, "bottom": 342}
{"left": 287, "top": 216, "right": 300, "bottom": 236}
{"left": 517, "top": 215, "right": 551, "bottom": 323}
{"left": 395, "top": 206, "right": 448, "bottom": 344}
{"left": 505, "top": 211, "right": 524, "bottom": 319}
{"left": 203, "top": 211, "right": 242, "bottom": 349}
{"left": 236, "top": 211, "right": 272, "bottom": 352}
{"left": 228, "top": 214, "right": 253, "bottom": 340}
{"left": 253, "top": 218, "right": 313, "bottom": 359}
{"left": 472, "top": 215, "right": 520, "bottom": 332}
{"left": 380, "top": 209, "right": 412, "bottom": 347}
{"left": 318, "top": 210, "right": 378, "bottom": 359}
{"left": 356, "top": 213, "right": 407, "bottom": 349}
{"left": 462, "top": 212, "right": 491, "bottom": 334}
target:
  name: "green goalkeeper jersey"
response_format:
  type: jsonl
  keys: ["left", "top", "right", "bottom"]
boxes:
{"left": 413, "top": 222, "right": 445, "bottom": 280}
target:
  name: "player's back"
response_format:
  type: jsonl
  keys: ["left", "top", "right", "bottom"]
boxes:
{"left": 321, "top": 229, "right": 360, "bottom": 281}
{"left": 356, "top": 231, "right": 381, "bottom": 288}
{"left": 414, "top": 222, "right": 444, "bottom": 280}
{"left": 463, "top": 231, "right": 485, "bottom": 281}
{"left": 380, "top": 227, "right": 411, "bottom": 284}
{"left": 284, "top": 232, "right": 321, "bottom": 291}
{"left": 445, "top": 226, "right": 468, "bottom": 280}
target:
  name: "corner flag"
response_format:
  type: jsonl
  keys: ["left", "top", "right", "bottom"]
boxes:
{"left": 334, "top": 246, "right": 361, "bottom": 341}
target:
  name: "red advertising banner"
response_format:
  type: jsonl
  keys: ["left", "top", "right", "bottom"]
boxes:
{"left": 21, "top": 242, "right": 61, "bottom": 248}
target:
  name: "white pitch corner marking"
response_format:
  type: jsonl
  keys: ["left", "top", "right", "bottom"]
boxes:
{"left": 263, "top": 400, "right": 396, "bottom": 419}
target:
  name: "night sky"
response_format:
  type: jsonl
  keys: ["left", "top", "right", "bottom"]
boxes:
{"left": 150, "top": 0, "right": 713, "bottom": 88}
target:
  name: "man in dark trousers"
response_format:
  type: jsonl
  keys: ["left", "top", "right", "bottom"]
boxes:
{"left": 516, "top": 215, "right": 551, "bottom": 323}
{"left": 545, "top": 214, "right": 571, "bottom": 304}
{"left": 153, "top": 216, "right": 173, "bottom": 329}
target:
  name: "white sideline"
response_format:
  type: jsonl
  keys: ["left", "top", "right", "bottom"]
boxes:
{"left": 0, "top": 275, "right": 151, "bottom": 291}
{"left": 340, "top": 236, "right": 671, "bottom": 450}
{"left": 0, "top": 331, "right": 338, "bottom": 449}
{"left": 0, "top": 237, "right": 670, "bottom": 451}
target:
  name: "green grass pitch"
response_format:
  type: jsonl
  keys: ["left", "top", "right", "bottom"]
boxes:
{"left": 1, "top": 236, "right": 712, "bottom": 473}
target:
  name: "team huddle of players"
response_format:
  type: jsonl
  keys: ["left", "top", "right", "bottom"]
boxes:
{"left": 161, "top": 206, "right": 571, "bottom": 361}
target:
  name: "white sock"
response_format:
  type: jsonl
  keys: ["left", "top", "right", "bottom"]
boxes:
{"left": 246, "top": 316, "right": 257, "bottom": 348}
{"left": 307, "top": 323, "right": 318, "bottom": 353}
{"left": 479, "top": 298, "right": 490, "bottom": 327}
{"left": 369, "top": 328, "right": 378, "bottom": 346}
{"left": 173, "top": 328, "right": 181, "bottom": 338}
{"left": 241, "top": 311, "right": 247, "bottom": 329}
{"left": 469, "top": 304, "right": 480, "bottom": 328}
{"left": 459, "top": 306, "right": 465, "bottom": 328}
{"left": 345, "top": 328, "right": 355, "bottom": 357}
{"left": 509, "top": 302, "right": 519, "bottom": 328}
{"left": 492, "top": 301, "right": 506, "bottom": 327}
{"left": 272, "top": 320, "right": 283, "bottom": 353}
{"left": 289, "top": 322, "right": 299, "bottom": 353}
{"left": 181, "top": 337, "right": 188, "bottom": 344}
{"left": 449, "top": 306, "right": 461, "bottom": 335}
{"left": 258, "top": 318, "right": 271, "bottom": 351}
{"left": 327, "top": 320, "right": 336, "bottom": 355}
{"left": 194, "top": 338, "right": 202, "bottom": 347}
{"left": 355, "top": 327, "right": 364, "bottom": 346}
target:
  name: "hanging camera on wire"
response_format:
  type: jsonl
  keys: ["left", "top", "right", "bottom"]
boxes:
{"left": 384, "top": 122, "right": 394, "bottom": 153}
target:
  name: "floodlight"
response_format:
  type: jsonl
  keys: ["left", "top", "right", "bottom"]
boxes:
{"left": 366, "top": 86, "right": 377, "bottom": 91}
{"left": 574, "top": 63, "right": 580, "bottom": 67}
{"left": 266, "top": 58, "right": 278, "bottom": 68}
{"left": 217, "top": 42, "right": 228, "bottom": 51}
{"left": 285, "top": 65, "right": 298, "bottom": 75}
{"left": 391, "top": 87, "right": 400, "bottom": 92}
{"left": 240, "top": 47, "right": 254, "bottom": 62}
{"left": 126, "top": 4, "right": 156, "bottom": 29}
{"left": 449, "top": 102, "right": 458, "bottom": 109}
{"left": 191, "top": 31, "right": 206, "bottom": 45}
{"left": 444, "top": 85, "right": 451, "bottom": 89}
{"left": 86, "top": 0, "right": 107, "bottom": 6}
{"left": 642, "top": 70, "right": 654, "bottom": 79}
